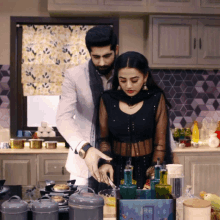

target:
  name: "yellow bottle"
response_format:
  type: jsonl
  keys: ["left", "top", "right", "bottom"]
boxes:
{"left": 192, "top": 121, "right": 199, "bottom": 143}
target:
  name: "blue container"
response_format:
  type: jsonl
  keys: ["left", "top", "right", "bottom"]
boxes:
{"left": 119, "top": 189, "right": 176, "bottom": 220}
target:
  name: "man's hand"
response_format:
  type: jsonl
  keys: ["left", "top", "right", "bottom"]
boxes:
{"left": 84, "top": 147, "right": 112, "bottom": 182}
{"left": 98, "top": 164, "right": 114, "bottom": 185}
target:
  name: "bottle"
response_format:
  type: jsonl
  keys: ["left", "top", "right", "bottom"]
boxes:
{"left": 185, "top": 128, "right": 192, "bottom": 147}
{"left": 119, "top": 168, "right": 137, "bottom": 199}
{"left": 120, "top": 160, "right": 137, "bottom": 185}
{"left": 150, "top": 158, "right": 162, "bottom": 199}
{"left": 215, "top": 121, "right": 220, "bottom": 143}
{"left": 192, "top": 121, "right": 199, "bottom": 143}
{"left": 155, "top": 162, "right": 172, "bottom": 199}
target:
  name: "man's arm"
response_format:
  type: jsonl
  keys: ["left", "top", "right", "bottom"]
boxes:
{"left": 56, "top": 68, "right": 85, "bottom": 153}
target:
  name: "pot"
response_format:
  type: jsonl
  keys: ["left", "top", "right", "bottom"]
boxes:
{"left": 45, "top": 141, "right": 57, "bottom": 149}
{"left": 69, "top": 187, "right": 104, "bottom": 220}
{"left": 10, "top": 139, "right": 26, "bottom": 149}
{"left": 32, "top": 195, "right": 58, "bottom": 220}
{"left": 1, "top": 195, "right": 28, "bottom": 220}
{"left": 29, "top": 139, "right": 44, "bottom": 149}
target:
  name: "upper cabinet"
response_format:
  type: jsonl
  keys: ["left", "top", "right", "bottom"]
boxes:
{"left": 48, "top": 0, "right": 220, "bottom": 16}
{"left": 148, "top": 15, "right": 220, "bottom": 68}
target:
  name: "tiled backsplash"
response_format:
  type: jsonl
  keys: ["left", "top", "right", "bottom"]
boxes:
{"left": 0, "top": 64, "right": 219, "bottom": 129}
{"left": 0, "top": 65, "right": 10, "bottom": 128}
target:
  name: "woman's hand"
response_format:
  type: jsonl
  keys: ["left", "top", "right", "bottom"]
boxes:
{"left": 98, "top": 164, "right": 114, "bottom": 185}
{"left": 84, "top": 147, "right": 112, "bottom": 182}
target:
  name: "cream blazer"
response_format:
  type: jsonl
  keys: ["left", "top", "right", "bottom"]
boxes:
{"left": 56, "top": 61, "right": 95, "bottom": 178}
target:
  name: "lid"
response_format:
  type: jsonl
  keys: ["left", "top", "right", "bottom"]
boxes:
{"left": 69, "top": 187, "right": 104, "bottom": 208}
{"left": 44, "top": 141, "right": 57, "bottom": 143}
{"left": 166, "top": 164, "right": 184, "bottom": 176}
{"left": 183, "top": 198, "right": 211, "bottom": 208}
{"left": 1, "top": 196, "right": 28, "bottom": 214}
{"left": 29, "top": 139, "right": 44, "bottom": 141}
{"left": 32, "top": 195, "right": 59, "bottom": 212}
{"left": 10, "top": 139, "right": 26, "bottom": 141}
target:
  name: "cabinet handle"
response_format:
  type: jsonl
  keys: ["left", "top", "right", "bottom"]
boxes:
{"left": 199, "top": 38, "right": 202, "bottom": 49}
{"left": 194, "top": 38, "right": 196, "bottom": 49}
{"left": 62, "top": 167, "right": 64, "bottom": 175}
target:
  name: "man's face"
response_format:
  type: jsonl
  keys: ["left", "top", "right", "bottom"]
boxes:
{"left": 90, "top": 45, "right": 118, "bottom": 75}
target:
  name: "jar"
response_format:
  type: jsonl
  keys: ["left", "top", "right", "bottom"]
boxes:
{"left": 29, "top": 139, "right": 44, "bottom": 149}
{"left": 1, "top": 195, "right": 28, "bottom": 220}
{"left": 32, "top": 195, "right": 59, "bottom": 220}
{"left": 10, "top": 139, "right": 26, "bottom": 149}
{"left": 208, "top": 133, "right": 219, "bottom": 148}
{"left": 183, "top": 198, "right": 211, "bottom": 220}
{"left": 69, "top": 187, "right": 104, "bottom": 220}
{"left": 44, "top": 141, "right": 57, "bottom": 149}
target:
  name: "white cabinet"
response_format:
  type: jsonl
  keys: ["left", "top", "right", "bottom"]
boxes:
{"left": 104, "top": 0, "right": 146, "bottom": 6}
{"left": 149, "top": 0, "right": 194, "bottom": 7}
{"left": 149, "top": 15, "right": 220, "bottom": 68}
{"left": 198, "top": 18, "right": 220, "bottom": 65}
{"left": 200, "top": 0, "right": 220, "bottom": 8}
{"left": 38, "top": 154, "right": 69, "bottom": 183}
{"left": 0, "top": 155, "right": 37, "bottom": 186}
{"left": 185, "top": 155, "right": 220, "bottom": 197}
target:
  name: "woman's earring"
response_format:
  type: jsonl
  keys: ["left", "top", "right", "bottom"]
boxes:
{"left": 143, "top": 83, "right": 148, "bottom": 90}
{"left": 117, "top": 85, "right": 121, "bottom": 90}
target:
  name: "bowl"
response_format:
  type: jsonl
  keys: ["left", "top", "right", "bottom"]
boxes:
{"left": 29, "top": 139, "right": 44, "bottom": 149}
{"left": 98, "top": 189, "right": 120, "bottom": 207}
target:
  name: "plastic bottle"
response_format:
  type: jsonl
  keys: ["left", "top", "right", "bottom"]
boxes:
{"left": 192, "top": 121, "right": 199, "bottom": 143}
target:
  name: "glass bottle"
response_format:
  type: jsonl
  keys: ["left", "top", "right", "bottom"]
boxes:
{"left": 155, "top": 162, "right": 172, "bottom": 199}
{"left": 119, "top": 168, "right": 137, "bottom": 199}
{"left": 185, "top": 128, "right": 192, "bottom": 147}
{"left": 192, "top": 121, "right": 199, "bottom": 143}
{"left": 179, "top": 128, "right": 185, "bottom": 140}
{"left": 150, "top": 158, "right": 162, "bottom": 199}
{"left": 120, "top": 160, "right": 137, "bottom": 185}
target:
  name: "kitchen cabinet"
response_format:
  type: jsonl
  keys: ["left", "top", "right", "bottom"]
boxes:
{"left": 0, "top": 155, "right": 37, "bottom": 186}
{"left": 200, "top": 0, "right": 220, "bottom": 8}
{"left": 148, "top": 15, "right": 220, "bottom": 68}
{"left": 38, "top": 154, "right": 69, "bottom": 184}
{"left": 174, "top": 146, "right": 220, "bottom": 197}
{"left": 149, "top": 0, "right": 194, "bottom": 8}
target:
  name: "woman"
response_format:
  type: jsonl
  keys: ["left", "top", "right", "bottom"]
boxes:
{"left": 97, "top": 51, "right": 173, "bottom": 189}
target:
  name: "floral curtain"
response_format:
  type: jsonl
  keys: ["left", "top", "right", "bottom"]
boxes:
{"left": 21, "top": 25, "right": 94, "bottom": 96}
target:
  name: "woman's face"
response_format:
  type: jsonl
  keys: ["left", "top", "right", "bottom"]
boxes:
{"left": 118, "top": 67, "right": 148, "bottom": 97}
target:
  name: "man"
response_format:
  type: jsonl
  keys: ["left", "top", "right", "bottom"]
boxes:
{"left": 56, "top": 25, "right": 119, "bottom": 188}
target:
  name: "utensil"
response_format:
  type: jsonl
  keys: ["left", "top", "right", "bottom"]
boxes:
{"left": 107, "top": 176, "right": 117, "bottom": 189}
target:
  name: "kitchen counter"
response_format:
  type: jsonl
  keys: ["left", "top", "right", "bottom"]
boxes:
{"left": 173, "top": 145, "right": 220, "bottom": 153}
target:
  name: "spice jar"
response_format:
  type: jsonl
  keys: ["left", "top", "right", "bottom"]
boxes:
{"left": 69, "top": 187, "right": 104, "bottom": 220}
{"left": 32, "top": 195, "right": 59, "bottom": 220}
{"left": 29, "top": 139, "right": 44, "bottom": 149}
{"left": 45, "top": 141, "right": 57, "bottom": 149}
{"left": 10, "top": 139, "right": 26, "bottom": 149}
{"left": 1, "top": 195, "right": 28, "bottom": 220}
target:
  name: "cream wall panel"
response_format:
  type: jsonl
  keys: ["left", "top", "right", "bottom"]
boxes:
{"left": 200, "top": 0, "right": 220, "bottom": 7}
{"left": 104, "top": 0, "right": 146, "bottom": 6}
{"left": 53, "top": 0, "right": 98, "bottom": 4}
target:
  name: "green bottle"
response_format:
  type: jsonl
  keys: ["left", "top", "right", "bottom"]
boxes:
{"left": 155, "top": 162, "right": 172, "bottom": 199}
{"left": 119, "top": 168, "right": 137, "bottom": 199}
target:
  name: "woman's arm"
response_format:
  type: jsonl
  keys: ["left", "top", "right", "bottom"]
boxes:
{"left": 152, "top": 93, "right": 167, "bottom": 164}
{"left": 98, "top": 97, "right": 112, "bottom": 160}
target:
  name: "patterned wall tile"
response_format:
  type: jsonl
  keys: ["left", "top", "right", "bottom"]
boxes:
{"left": 0, "top": 64, "right": 220, "bottom": 129}
{"left": 152, "top": 69, "right": 220, "bottom": 128}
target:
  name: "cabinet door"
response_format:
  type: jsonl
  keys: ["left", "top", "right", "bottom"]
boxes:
{"left": 0, "top": 155, "right": 37, "bottom": 186}
{"left": 198, "top": 18, "right": 220, "bottom": 65}
{"left": 38, "top": 154, "right": 69, "bottom": 182}
{"left": 104, "top": 0, "right": 146, "bottom": 6}
{"left": 185, "top": 155, "right": 220, "bottom": 197}
{"left": 150, "top": 0, "right": 194, "bottom": 7}
{"left": 200, "top": 0, "right": 220, "bottom": 8}
{"left": 152, "top": 18, "right": 198, "bottom": 65}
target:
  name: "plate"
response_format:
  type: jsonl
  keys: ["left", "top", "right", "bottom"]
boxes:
{"left": 0, "top": 186, "right": 10, "bottom": 195}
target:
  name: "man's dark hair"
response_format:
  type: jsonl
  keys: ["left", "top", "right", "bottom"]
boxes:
{"left": 85, "top": 25, "right": 118, "bottom": 52}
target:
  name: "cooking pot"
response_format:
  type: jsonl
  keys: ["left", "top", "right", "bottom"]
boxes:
{"left": 29, "top": 139, "right": 44, "bottom": 149}
{"left": 1, "top": 195, "right": 28, "bottom": 220}
{"left": 68, "top": 187, "right": 104, "bottom": 220}
{"left": 32, "top": 195, "right": 58, "bottom": 220}
{"left": 10, "top": 139, "right": 26, "bottom": 149}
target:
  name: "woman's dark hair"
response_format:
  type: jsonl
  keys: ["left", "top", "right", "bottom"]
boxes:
{"left": 85, "top": 25, "right": 118, "bottom": 52}
{"left": 112, "top": 51, "right": 172, "bottom": 108}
